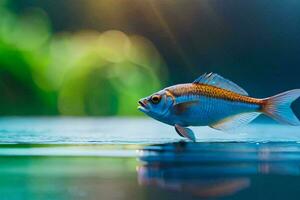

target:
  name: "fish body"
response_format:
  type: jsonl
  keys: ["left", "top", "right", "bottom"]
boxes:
{"left": 164, "top": 83, "right": 261, "bottom": 126}
{"left": 138, "top": 73, "right": 300, "bottom": 141}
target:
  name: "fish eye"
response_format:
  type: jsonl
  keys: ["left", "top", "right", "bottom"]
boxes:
{"left": 151, "top": 95, "right": 161, "bottom": 104}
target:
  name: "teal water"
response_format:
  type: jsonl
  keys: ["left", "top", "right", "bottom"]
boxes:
{"left": 1, "top": 118, "right": 300, "bottom": 200}
{"left": 1, "top": 117, "right": 300, "bottom": 144}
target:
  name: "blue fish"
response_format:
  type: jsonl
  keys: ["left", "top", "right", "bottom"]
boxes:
{"left": 138, "top": 73, "right": 300, "bottom": 141}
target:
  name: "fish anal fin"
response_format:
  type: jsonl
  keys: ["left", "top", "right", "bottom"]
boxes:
{"left": 193, "top": 73, "right": 248, "bottom": 96}
{"left": 210, "top": 112, "right": 260, "bottom": 131}
{"left": 174, "top": 101, "right": 199, "bottom": 115}
{"left": 175, "top": 124, "right": 196, "bottom": 142}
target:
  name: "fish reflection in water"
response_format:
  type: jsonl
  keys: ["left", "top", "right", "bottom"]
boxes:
{"left": 137, "top": 142, "right": 300, "bottom": 198}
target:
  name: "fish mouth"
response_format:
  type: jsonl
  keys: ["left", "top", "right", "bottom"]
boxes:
{"left": 138, "top": 100, "right": 149, "bottom": 113}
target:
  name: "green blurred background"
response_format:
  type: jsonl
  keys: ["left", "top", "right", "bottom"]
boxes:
{"left": 0, "top": 0, "right": 300, "bottom": 116}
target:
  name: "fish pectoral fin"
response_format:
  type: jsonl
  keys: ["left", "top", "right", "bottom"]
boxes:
{"left": 175, "top": 124, "right": 196, "bottom": 142}
{"left": 210, "top": 112, "right": 260, "bottom": 131}
{"left": 173, "top": 101, "right": 199, "bottom": 114}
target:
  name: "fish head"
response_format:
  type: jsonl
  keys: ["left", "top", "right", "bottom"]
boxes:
{"left": 138, "top": 89, "right": 174, "bottom": 119}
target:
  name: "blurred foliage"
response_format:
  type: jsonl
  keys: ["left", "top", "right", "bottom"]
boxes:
{"left": 0, "top": 1, "right": 167, "bottom": 115}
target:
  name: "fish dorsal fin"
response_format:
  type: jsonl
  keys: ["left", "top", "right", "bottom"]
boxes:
{"left": 193, "top": 73, "right": 249, "bottom": 96}
{"left": 210, "top": 112, "right": 260, "bottom": 131}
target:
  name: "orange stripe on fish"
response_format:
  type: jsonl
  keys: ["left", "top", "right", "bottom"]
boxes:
{"left": 168, "top": 83, "right": 262, "bottom": 105}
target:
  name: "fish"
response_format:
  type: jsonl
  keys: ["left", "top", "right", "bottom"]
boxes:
{"left": 138, "top": 73, "right": 300, "bottom": 141}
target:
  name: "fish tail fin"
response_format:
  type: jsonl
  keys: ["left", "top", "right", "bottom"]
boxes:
{"left": 262, "top": 89, "right": 300, "bottom": 125}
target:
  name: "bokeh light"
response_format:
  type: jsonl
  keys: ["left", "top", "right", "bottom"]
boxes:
{"left": 0, "top": 3, "right": 168, "bottom": 115}
{"left": 55, "top": 30, "right": 166, "bottom": 116}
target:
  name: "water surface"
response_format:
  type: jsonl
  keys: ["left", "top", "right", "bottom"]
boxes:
{"left": 1, "top": 117, "right": 300, "bottom": 144}
{"left": 1, "top": 117, "right": 300, "bottom": 200}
